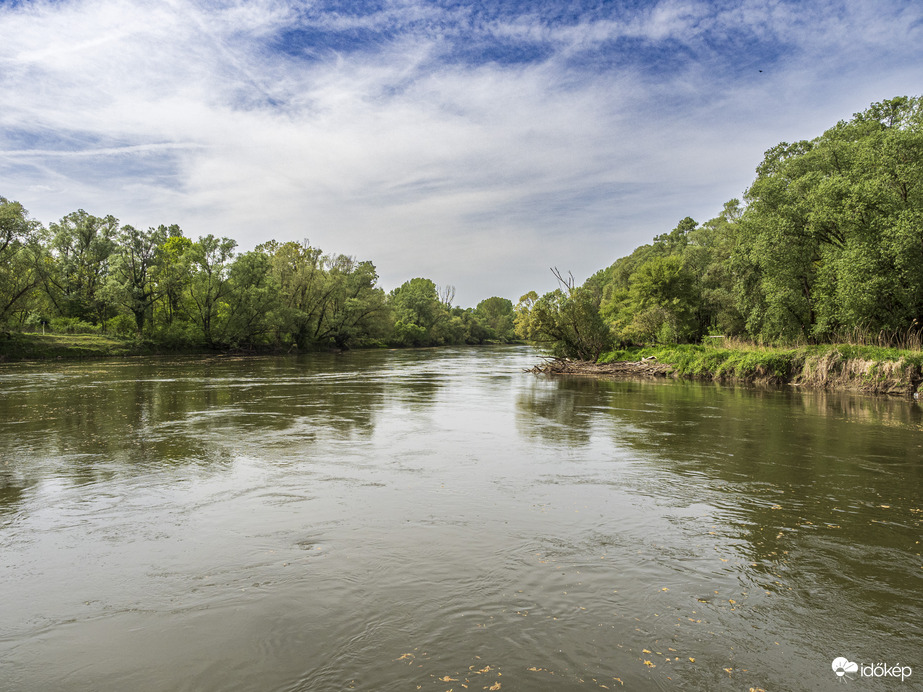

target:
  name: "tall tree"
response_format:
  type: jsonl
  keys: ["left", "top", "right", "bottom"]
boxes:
{"left": 529, "top": 270, "right": 611, "bottom": 360}
{"left": 107, "top": 224, "right": 169, "bottom": 335}
{"left": 735, "top": 96, "right": 923, "bottom": 339}
{"left": 389, "top": 277, "right": 447, "bottom": 345}
{"left": 260, "top": 240, "right": 326, "bottom": 349}
{"left": 185, "top": 235, "right": 237, "bottom": 345}
{"left": 40, "top": 210, "right": 118, "bottom": 324}
{"left": 224, "top": 249, "right": 279, "bottom": 347}
{"left": 474, "top": 296, "right": 515, "bottom": 341}
{"left": 0, "top": 197, "right": 41, "bottom": 327}
{"left": 313, "top": 256, "right": 389, "bottom": 349}
{"left": 152, "top": 231, "right": 193, "bottom": 330}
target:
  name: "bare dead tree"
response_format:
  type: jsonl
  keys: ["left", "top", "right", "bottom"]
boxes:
{"left": 437, "top": 284, "right": 456, "bottom": 308}
{"left": 551, "top": 267, "right": 575, "bottom": 293}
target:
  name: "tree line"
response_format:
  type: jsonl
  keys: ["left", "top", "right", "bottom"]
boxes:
{"left": 515, "top": 96, "right": 923, "bottom": 359}
{"left": 0, "top": 206, "right": 517, "bottom": 350}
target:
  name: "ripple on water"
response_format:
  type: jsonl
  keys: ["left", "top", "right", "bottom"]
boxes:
{"left": 0, "top": 348, "right": 921, "bottom": 691}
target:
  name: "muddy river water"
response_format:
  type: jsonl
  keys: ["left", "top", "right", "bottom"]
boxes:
{"left": 0, "top": 346, "right": 920, "bottom": 690}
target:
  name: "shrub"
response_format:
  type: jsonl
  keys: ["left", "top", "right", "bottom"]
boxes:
{"left": 49, "top": 317, "right": 98, "bottom": 334}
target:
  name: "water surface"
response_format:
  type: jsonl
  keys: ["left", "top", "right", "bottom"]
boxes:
{"left": 1, "top": 347, "right": 920, "bottom": 691}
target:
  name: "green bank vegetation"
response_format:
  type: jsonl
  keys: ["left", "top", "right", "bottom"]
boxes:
{"left": 515, "top": 96, "right": 923, "bottom": 381}
{"left": 0, "top": 204, "right": 519, "bottom": 359}
{"left": 598, "top": 341, "right": 923, "bottom": 394}
{"left": 0, "top": 332, "right": 158, "bottom": 360}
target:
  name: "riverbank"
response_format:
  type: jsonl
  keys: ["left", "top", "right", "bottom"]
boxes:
{"left": 0, "top": 333, "right": 153, "bottom": 361}
{"left": 0, "top": 332, "right": 248, "bottom": 361}
{"left": 0, "top": 332, "right": 522, "bottom": 362}
{"left": 535, "top": 344, "right": 923, "bottom": 396}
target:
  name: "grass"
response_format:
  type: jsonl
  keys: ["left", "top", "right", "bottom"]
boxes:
{"left": 0, "top": 332, "right": 169, "bottom": 361}
{"left": 597, "top": 342, "right": 923, "bottom": 394}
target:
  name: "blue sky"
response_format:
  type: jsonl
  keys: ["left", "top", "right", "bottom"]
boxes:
{"left": 1, "top": 0, "right": 921, "bottom": 305}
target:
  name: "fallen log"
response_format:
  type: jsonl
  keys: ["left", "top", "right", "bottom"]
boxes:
{"left": 527, "top": 357, "right": 672, "bottom": 378}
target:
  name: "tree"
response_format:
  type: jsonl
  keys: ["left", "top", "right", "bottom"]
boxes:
{"left": 685, "top": 200, "right": 745, "bottom": 337}
{"left": 529, "top": 269, "right": 611, "bottom": 360}
{"left": 313, "top": 256, "right": 389, "bottom": 349}
{"left": 618, "top": 255, "right": 698, "bottom": 343}
{"left": 0, "top": 197, "right": 41, "bottom": 327}
{"left": 474, "top": 296, "right": 515, "bottom": 341}
{"left": 224, "top": 250, "right": 279, "bottom": 347}
{"left": 260, "top": 240, "right": 329, "bottom": 348}
{"left": 107, "top": 224, "right": 168, "bottom": 335}
{"left": 735, "top": 96, "right": 923, "bottom": 340}
{"left": 389, "top": 277, "right": 448, "bottom": 345}
{"left": 654, "top": 216, "right": 697, "bottom": 254}
{"left": 39, "top": 210, "right": 118, "bottom": 325}
{"left": 152, "top": 231, "right": 193, "bottom": 331}
{"left": 185, "top": 235, "right": 237, "bottom": 345}
{"left": 513, "top": 291, "right": 539, "bottom": 341}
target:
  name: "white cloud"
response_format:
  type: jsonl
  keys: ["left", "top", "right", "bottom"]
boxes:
{"left": 1, "top": 0, "right": 921, "bottom": 305}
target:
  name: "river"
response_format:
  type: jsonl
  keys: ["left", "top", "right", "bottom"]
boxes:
{"left": 0, "top": 346, "right": 920, "bottom": 691}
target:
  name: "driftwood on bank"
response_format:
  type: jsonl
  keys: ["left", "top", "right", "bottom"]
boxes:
{"left": 528, "top": 356, "right": 672, "bottom": 378}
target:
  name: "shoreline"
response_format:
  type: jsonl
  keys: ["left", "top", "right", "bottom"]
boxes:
{"left": 532, "top": 346, "right": 923, "bottom": 398}
{"left": 0, "top": 332, "right": 523, "bottom": 363}
{"left": 4, "top": 334, "right": 922, "bottom": 399}
{"left": 0, "top": 332, "right": 347, "bottom": 363}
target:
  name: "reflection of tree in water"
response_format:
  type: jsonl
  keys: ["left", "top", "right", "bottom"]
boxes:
{"left": 515, "top": 377, "right": 601, "bottom": 446}
{"left": 384, "top": 371, "right": 445, "bottom": 411}
{"left": 0, "top": 356, "right": 393, "bottom": 495}
{"left": 342, "top": 347, "right": 450, "bottom": 412}
{"left": 569, "top": 376, "right": 923, "bottom": 642}
{"left": 0, "top": 479, "right": 29, "bottom": 516}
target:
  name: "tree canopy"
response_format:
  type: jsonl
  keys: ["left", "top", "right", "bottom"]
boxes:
{"left": 4, "top": 96, "right": 919, "bottom": 354}
{"left": 0, "top": 207, "right": 518, "bottom": 350}
{"left": 514, "top": 96, "right": 923, "bottom": 353}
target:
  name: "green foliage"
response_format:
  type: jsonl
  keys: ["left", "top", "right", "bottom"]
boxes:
{"left": 653, "top": 216, "right": 697, "bottom": 253}
{"left": 616, "top": 254, "right": 698, "bottom": 344}
{"left": 513, "top": 291, "right": 539, "bottom": 340}
{"left": 224, "top": 249, "right": 279, "bottom": 347}
{"left": 39, "top": 210, "right": 119, "bottom": 325}
{"left": 49, "top": 316, "right": 98, "bottom": 334}
{"left": 388, "top": 278, "right": 498, "bottom": 346}
{"left": 313, "top": 256, "right": 389, "bottom": 349}
{"left": 0, "top": 333, "right": 144, "bottom": 360}
{"left": 106, "top": 224, "right": 169, "bottom": 335}
{"left": 555, "top": 96, "right": 923, "bottom": 351}
{"left": 389, "top": 277, "right": 445, "bottom": 339}
{"left": 597, "top": 342, "right": 923, "bottom": 393}
{"left": 528, "top": 280, "right": 612, "bottom": 360}
{"left": 0, "top": 197, "right": 41, "bottom": 327}
{"left": 392, "top": 319, "right": 428, "bottom": 346}
{"left": 474, "top": 296, "right": 515, "bottom": 341}
{"left": 105, "top": 313, "right": 139, "bottom": 338}
{"left": 7, "top": 95, "right": 922, "bottom": 356}
{"left": 184, "top": 234, "right": 237, "bottom": 346}
{"left": 1, "top": 194, "right": 528, "bottom": 353}
{"left": 735, "top": 96, "right": 923, "bottom": 340}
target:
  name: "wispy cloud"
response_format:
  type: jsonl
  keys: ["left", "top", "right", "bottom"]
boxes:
{"left": 1, "top": 0, "right": 921, "bottom": 303}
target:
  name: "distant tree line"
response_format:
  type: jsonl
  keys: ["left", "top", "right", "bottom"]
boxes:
{"left": 515, "top": 96, "right": 923, "bottom": 359}
{"left": 0, "top": 204, "right": 517, "bottom": 349}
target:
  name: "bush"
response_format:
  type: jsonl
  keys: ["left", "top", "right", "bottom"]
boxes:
{"left": 105, "top": 313, "right": 137, "bottom": 338}
{"left": 49, "top": 317, "right": 98, "bottom": 334}
{"left": 153, "top": 322, "right": 201, "bottom": 349}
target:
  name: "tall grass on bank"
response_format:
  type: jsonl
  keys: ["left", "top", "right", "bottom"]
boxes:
{"left": 832, "top": 325, "right": 923, "bottom": 351}
{"left": 598, "top": 342, "right": 923, "bottom": 394}
{"left": 707, "top": 325, "right": 923, "bottom": 352}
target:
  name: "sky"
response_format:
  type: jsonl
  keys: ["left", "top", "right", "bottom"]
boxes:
{"left": 1, "top": 0, "right": 921, "bottom": 306}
